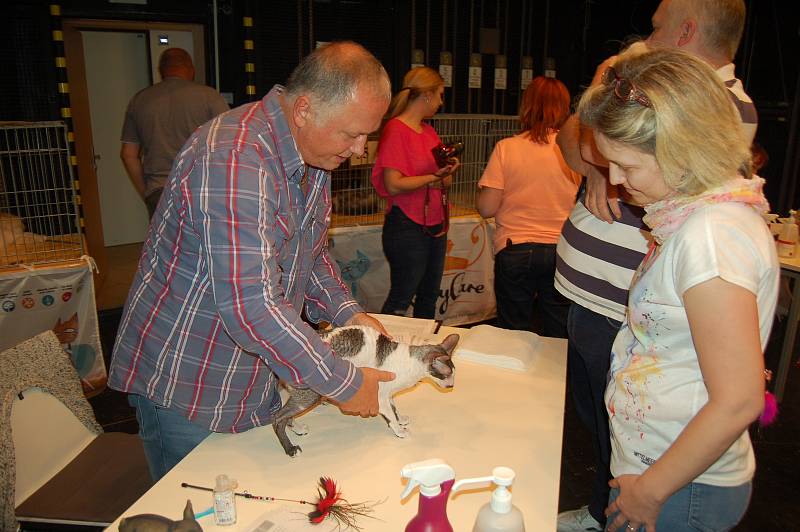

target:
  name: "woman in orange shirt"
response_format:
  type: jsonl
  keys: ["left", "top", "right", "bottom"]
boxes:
{"left": 477, "top": 77, "right": 580, "bottom": 336}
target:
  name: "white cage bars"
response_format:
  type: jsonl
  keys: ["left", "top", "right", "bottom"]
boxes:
{"left": 0, "top": 122, "right": 83, "bottom": 268}
{"left": 330, "top": 114, "right": 521, "bottom": 227}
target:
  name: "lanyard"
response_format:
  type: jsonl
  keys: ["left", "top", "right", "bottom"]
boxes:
{"left": 423, "top": 184, "right": 449, "bottom": 238}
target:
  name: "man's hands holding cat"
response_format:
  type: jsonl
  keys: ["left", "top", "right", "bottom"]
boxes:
{"left": 345, "top": 311, "right": 391, "bottom": 337}
{"left": 334, "top": 312, "right": 395, "bottom": 416}
{"left": 333, "top": 367, "right": 395, "bottom": 417}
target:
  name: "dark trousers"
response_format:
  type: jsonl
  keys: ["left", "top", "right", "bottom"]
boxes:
{"left": 566, "top": 302, "right": 622, "bottom": 525}
{"left": 144, "top": 188, "right": 163, "bottom": 220}
{"left": 493, "top": 241, "right": 569, "bottom": 337}
{"left": 381, "top": 206, "right": 446, "bottom": 319}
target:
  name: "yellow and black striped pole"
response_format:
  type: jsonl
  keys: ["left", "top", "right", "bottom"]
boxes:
{"left": 49, "top": 4, "right": 85, "bottom": 234}
{"left": 243, "top": 11, "right": 256, "bottom": 101}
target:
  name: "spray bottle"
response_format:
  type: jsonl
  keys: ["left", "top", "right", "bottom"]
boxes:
{"left": 452, "top": 466, "right": 525, "bottom": 532}
{"left": 400, "top": 458, "right": 456, "bottom": 532}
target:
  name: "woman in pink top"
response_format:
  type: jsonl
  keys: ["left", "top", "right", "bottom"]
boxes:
{"left": 477, "top": 76, "right": 581, "bottom": 336}
{"left": 371, "top": 67, "right": 460, "bottom": 318}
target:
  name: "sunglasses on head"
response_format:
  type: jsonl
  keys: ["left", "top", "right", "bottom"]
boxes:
{"left": 601, "top": 66, "right": 652, "bottom": 108}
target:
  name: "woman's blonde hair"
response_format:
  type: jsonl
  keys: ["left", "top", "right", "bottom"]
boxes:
{"left": 386, "top": 66, "right": 444, "bottom": 119}
{"left": 578, "top": 46, "right": 751, "bottom": 195}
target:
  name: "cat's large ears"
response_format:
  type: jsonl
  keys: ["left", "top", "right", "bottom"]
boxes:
{"left": 183, "top": 499, "right": 194, "bottom": 520}
{"left": 440, "top": 334, "right": 459, "bottom": 355}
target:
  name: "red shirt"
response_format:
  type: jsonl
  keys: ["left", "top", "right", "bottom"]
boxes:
{"left": 371, "top": 118, "right": 445, "bottom": 226}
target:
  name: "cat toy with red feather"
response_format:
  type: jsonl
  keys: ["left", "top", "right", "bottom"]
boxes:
{"left": 182, "top": 476, "right": 379, "bottom": 530}
{"left": 307, "top": 477, "right": 378, "bottom": 529}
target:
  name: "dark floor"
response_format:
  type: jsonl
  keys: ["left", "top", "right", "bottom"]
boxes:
{"left": 90, "top": 308, "right": 800, "bottom": 531}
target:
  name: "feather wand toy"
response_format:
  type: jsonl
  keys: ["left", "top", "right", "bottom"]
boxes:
{"left": 307, "top": 477, "right": 380, "bottom": 530}
{"left": 182, "top": 482, "right": 316, "bottom": 505}
{"left": 182, "top": 477, "right": 380, "bottom": 530}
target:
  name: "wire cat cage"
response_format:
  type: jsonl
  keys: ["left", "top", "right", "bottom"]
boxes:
{"left": 330, "top": 114, "right": 520, "bottom": 227}
{"left": 0, "top": 122, "right": 83, "bottom": 268}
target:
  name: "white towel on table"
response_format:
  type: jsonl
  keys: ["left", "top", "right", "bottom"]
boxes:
{"left": 453, "top": 324, "right": 539, "bottom": 372}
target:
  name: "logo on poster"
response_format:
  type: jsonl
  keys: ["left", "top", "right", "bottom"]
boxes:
{"left": 42, "top": 294, "right": 55, "bottom": 306}
{"left": 437, "top": 221, "right": 491, "bottom": 318}
{"left": 22, "top": 297, "right": 34, "bottom": 309}
{"left": 62, "top": 292, "right": 72, "bottom": 302}
{"left": 2, "top": 301, "right": 14, "bottom": 313}
{"left": 438, "top": 271, "right": 485, "bottom": 315}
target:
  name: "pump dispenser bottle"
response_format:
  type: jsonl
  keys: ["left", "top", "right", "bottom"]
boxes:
{"left": 401, "top": 458, "right": 456, "bottom": 532}
{"left": 212, "top": 474, "right": 237, "bottom": 525}
{"left": 452, "top": 466, "right": 525, "bottom": 532}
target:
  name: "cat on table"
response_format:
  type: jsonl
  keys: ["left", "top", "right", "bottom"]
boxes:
{"left": 272, "top": 325, "right": 459, "bottom": 457}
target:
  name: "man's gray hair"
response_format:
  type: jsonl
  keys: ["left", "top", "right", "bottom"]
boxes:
{"left": 673, "top": 0, "right": 746, "bottom": 60}
{"left": 285, "top": 41, "right": 391, "bottom": 115}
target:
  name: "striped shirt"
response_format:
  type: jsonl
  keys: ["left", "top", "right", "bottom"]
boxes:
{"left": 719, "top": 63, "right": 758, "bottom": 145}
{"left": 554, "top": 64, "right": 758, "bottom": 322}
{"left": 108, "top": 85, "right": 363, "bottom": 432}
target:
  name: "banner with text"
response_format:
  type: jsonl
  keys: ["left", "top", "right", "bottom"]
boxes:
{"left": 329, "top": 216, "right": 496, "bottom": 326}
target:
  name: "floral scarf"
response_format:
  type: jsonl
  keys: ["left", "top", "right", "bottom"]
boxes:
{"left": 643, "top": 176, "right": 770, "bottom": 245}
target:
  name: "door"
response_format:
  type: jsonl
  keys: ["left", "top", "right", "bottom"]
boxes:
{"left": 81, "top": 30, "right": 151, "bottom": 246}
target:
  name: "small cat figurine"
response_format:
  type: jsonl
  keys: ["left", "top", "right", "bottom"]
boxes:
{"left": 118, "top": 499, "right": 202, "bottom": 532}
{"left": 272, "top": 325, "right": 459, "bottom": 457}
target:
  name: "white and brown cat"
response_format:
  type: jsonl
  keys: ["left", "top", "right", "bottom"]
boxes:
{"left": 272, "top": 325, "right": 459, "bottom": 457}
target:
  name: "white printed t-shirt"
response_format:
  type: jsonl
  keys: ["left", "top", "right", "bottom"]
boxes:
{"left": 606, "top": 202, "right": 779, "bottom": 486}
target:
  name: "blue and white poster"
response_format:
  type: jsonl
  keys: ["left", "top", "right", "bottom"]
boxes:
{"left": 0, "top": 260, "right": 105, "bottom": 395}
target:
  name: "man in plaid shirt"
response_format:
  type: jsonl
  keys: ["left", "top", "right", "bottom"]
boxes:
{"left": 109, "top": 41, "right": 394, "bottom": 481}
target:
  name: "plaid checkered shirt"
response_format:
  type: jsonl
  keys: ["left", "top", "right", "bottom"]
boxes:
{"left": 108, "top": 85, "right": 363, "bottom": 432}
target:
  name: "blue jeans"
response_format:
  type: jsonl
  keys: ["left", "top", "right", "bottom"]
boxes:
{"left": 607, "top": 481, "right": 752, "bottom": 531}
{"left": 493, "top": 241, "right": 570, "bottom": 337}
{"left": 128, "top": 394, "right": 212, "bottom": 481}
{"left": 381, "top": 206, "right": 447, "bottom": 319}
{"left": 567, "top": 303, "right": 622, "bottom": 526}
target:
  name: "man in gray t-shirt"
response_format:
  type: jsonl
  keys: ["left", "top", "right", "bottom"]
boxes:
{"left": 120, "top": 48, "right": 229, "bottom": 218}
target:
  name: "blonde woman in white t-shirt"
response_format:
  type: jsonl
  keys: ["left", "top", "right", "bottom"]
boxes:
{"left": 577, "top": 47, "right": 779, "bottom": 532}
